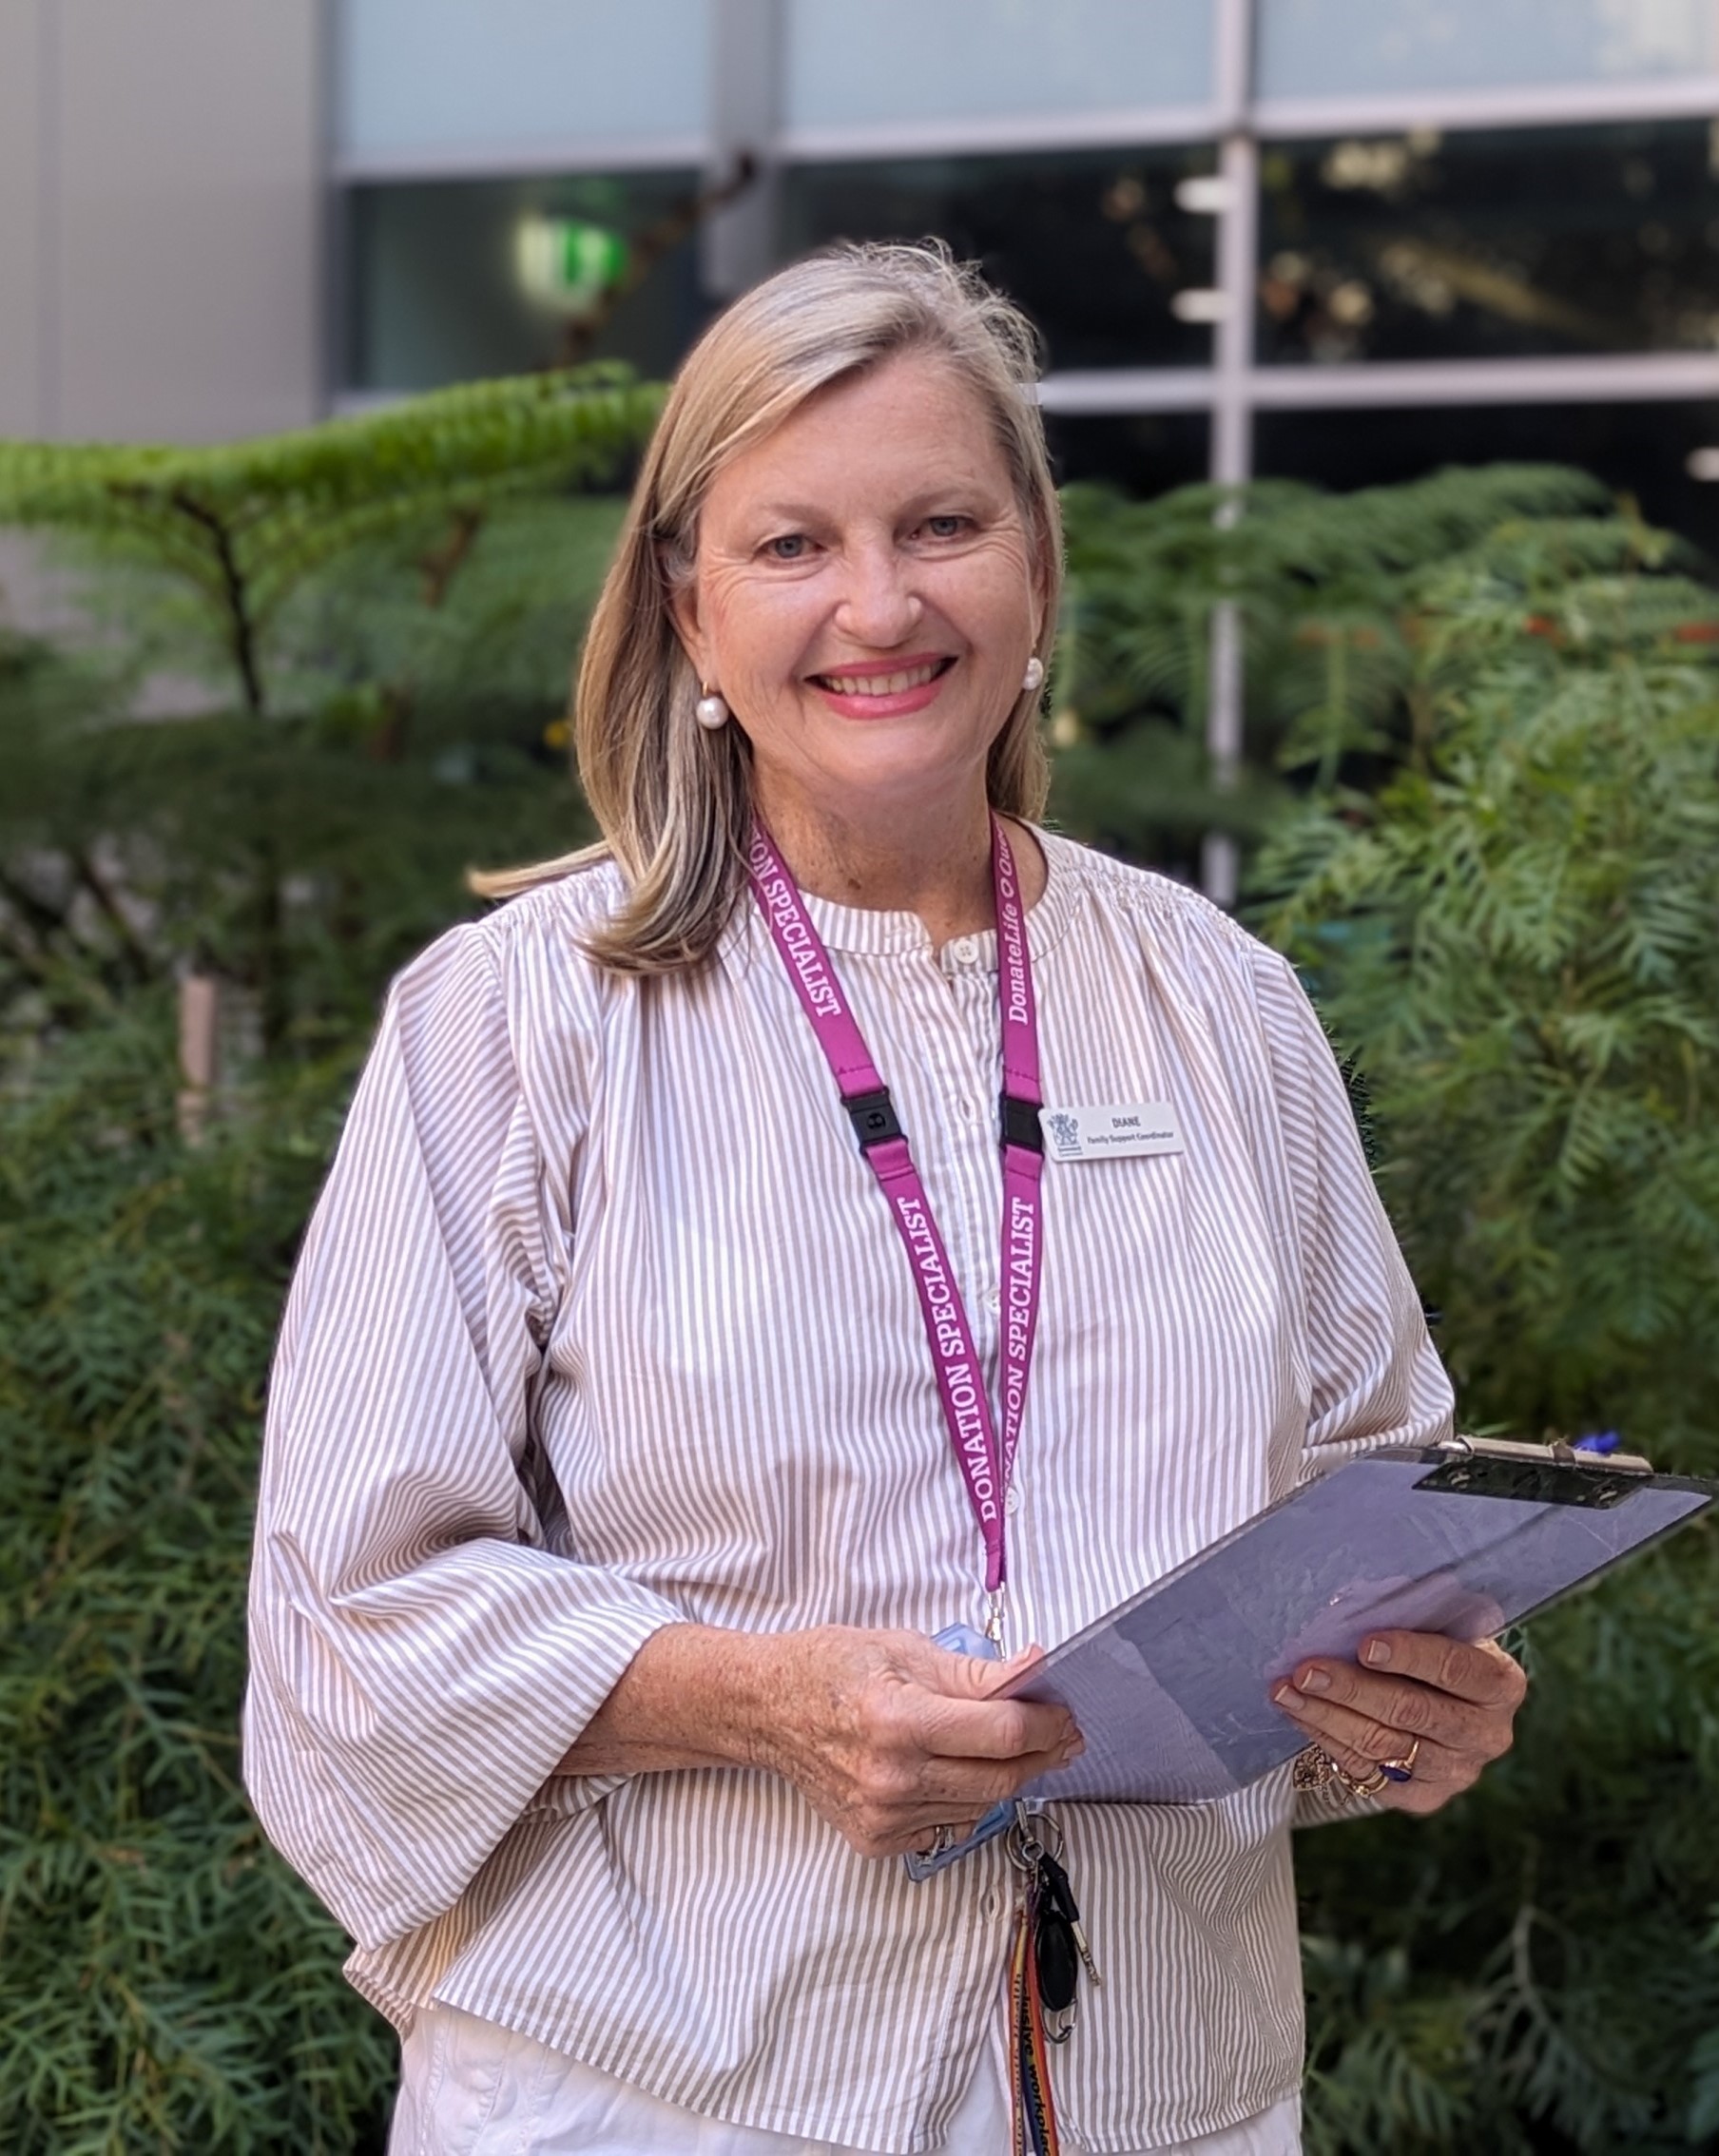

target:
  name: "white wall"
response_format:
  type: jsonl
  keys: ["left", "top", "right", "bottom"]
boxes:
{"left": 0, "top": 0, "right": 324, "bottom": 445}
{"left": 0, "top": 2, "right": 46, "bottom": 437}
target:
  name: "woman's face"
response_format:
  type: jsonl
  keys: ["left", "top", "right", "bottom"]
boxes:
{"left": 671, "top": 351, "right": 1046, "bottom": 836}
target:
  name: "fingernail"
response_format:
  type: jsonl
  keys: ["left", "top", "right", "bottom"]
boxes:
{"left": 1297, "top": 1666, "right": 1331, "bottom": 1694}
{"left": 1271, "top": 1683, "right": 1295, "bottom": 1708}
{"left": 1362, "top": 1639, "right": 1392, "bottom": 1667}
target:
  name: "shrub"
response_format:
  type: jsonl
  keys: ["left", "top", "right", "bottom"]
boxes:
{"left": 1258, "top": 502, "right": 1719, "bottom": 2151}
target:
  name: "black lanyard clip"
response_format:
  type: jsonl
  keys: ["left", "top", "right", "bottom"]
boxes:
{"left": 1000, "top": 1093, "right": 1044, "bottom": 1154}
{"left": 846, "top": 1088, "right": 904, "bottom": 1151}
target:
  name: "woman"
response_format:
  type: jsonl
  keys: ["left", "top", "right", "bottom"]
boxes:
{"left": 244, "top": 243, "right": 1525, "bottom": 2155}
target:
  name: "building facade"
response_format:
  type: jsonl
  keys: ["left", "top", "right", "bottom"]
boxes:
{"left": 6, "top": 2, "right": 1719, "bottom": 534}
{"left": 328, "top": 3, "right": 1719, "bottom": 543}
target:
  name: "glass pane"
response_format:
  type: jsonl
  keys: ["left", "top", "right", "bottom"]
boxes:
{"left": 784, "top": 0, "right": 1212, "bottom": 128}
{"left": 1257, "top": 121, "right": 1719, "bottom": 364}
{"left": 1047, "top": 411, "right": 1211, "bottom": 493}
{"left": 1257, "top": 0, "right": 1719, "bottom": 99}
{"left": 782, "top": 147, "right": 1220, "bottom": 372}
{"left": 338, "top": 0, "right": 709, "bottom": 161}
{"left": 1253, "top": 399, "right": 1719, "bottom": 559}
{"left": 346, "top": 172, "right": 710, "bottom": 392}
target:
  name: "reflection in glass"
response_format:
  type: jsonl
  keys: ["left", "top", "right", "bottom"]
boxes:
{"left": 1254, "top": 400, "right": 1719, "bottom": 558}
{"left": 782, "top": 148, "right": 1220, "bottom": 372}
{"left": 784, "top": 0, "right": 1212, "bottom": 128}
{"left": 347, "top": 173, "right": 711, "bottom": 393}
{"left": 1257, "top": 122, "right": 1719, "bottom": 364}
{"left": 1256, "top": 0, "right": 1719, "bottom": 100}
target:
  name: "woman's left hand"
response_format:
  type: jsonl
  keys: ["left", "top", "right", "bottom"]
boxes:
{"left": 1271, "top": 1630, "right": 1527, "bottom": 1815}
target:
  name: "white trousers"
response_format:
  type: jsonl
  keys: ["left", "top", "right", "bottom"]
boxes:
{"left": 390, "top": 2003, "right": 1302, "bottom": 2156}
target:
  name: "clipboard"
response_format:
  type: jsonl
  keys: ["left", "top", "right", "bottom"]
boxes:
{"left": 998, "top": 1434, "right": 1712, "bottom": 1810}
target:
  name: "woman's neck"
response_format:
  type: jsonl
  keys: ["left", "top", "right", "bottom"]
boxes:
{"left": 755, "top": 786, "right": 1043, "bottom": 949}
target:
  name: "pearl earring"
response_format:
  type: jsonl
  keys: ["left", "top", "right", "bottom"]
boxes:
{"left": 1022, "top": 656, "right": 1046, "bottom": 696}
{"left": 694, "top": 687, "right": 730, "bottom": 730}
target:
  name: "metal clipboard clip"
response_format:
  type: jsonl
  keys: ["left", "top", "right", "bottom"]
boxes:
{"left": 1416, "top": 1433, "right": 1655, "bottom": 1511}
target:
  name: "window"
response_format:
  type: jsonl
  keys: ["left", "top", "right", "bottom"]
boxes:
{"left": 346, "top": 172, "right": 709, "bottom": 393}
{"left": 1257, "top": 120, "right": 1719, "bottom": 364}
{"left": 1045, "top": 412, "right": 1212, "bottom": 494}
{"left": 337, "top": 0, "right": 708, "bottom": 164}
{"left": 783, "top": 0, "right": 1211, "bottom": 131}
{"left": 1255, "top": 0, "right": 1719, "bottom": 101}
{"left": 1254, "top": 397, "right": 1719, "bottom": 556}
{"left": 782, "top": 146, "right": 1220, "bottom": 372}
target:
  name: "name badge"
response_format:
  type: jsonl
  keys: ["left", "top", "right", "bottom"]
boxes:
{"left": 1039, "top": 1101, "right": 1184, "bottom": 1163}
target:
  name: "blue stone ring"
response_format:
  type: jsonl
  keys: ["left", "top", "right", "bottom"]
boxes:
{"left": 1379, "top": 1739, "right": 1421, "bottom": 1785}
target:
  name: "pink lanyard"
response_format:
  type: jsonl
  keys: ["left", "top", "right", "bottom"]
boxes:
{"left": 747, "top": 818, "right": 1045, "bottom": 1614}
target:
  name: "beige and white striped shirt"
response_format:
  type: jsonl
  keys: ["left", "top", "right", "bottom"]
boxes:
{"left": 243, "top": 830, "right": 1452, "bottom": 2153}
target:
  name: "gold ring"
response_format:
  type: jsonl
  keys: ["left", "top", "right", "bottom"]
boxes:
{"left": 1291, "top": 1745, "right": 1339, "bottom": 1792}
{"left": 1379, "top": 1739, "right": 1421, "bottom": 1784}
{"left": 1338, "top": 1762, "right": 1391, "bottom": 1798}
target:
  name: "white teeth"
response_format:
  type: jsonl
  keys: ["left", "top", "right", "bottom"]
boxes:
{"left": 823, "top": 663, "right": 941, "bottom": 696}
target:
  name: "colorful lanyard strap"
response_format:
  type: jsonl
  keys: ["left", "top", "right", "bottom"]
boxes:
{"left": 746, "top": 817, "right": 1045, "bottom": 1620}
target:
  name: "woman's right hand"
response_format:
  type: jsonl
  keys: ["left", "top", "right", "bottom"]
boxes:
{"left": 557, "top": 1623, "right": 1083, "bottom": 1860}
{"left": 749, "top": 1627, "right": 1083, "bottom": 1858}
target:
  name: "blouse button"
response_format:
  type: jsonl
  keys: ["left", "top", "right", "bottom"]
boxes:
{"left": 1007, "top": 1485, "right": 1023, "bottom": 1516}
{"left": 950, "top": 935, "right": 979, "bottom": 966}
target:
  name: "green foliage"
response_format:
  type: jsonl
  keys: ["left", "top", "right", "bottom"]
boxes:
{"left": 0, "top": 500, "right": 622, "bottom": 1054}
{"left": 0, "top": 1003, "right": 390, "bottom": 2153}
{"left": 1256, "top": 501, "right": 1719, "bottom": 2149}
{"left": 1052, "top": 465, "right": 1621, "bottom": 875}
{"left": 7, "top": 420, "right": 1719, "bottom": 2148}
{"left": 0, "top": 368, "right": 660, "bottom": 714}
{"left": 0, "top": 375, "right": 645, "bottom": 2148}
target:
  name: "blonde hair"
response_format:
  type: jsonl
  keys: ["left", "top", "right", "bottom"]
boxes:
{"left": 473, "top": 241, "right": 1063, "bottom": 972}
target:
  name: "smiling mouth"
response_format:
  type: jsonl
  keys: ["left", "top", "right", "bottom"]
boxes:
{"left": 810, "top": 657, "right": 956, "bottom": 698}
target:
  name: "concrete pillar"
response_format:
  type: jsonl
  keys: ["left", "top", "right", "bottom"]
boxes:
{"left": 0, "top": 0, "right": 325, "bottom": 446}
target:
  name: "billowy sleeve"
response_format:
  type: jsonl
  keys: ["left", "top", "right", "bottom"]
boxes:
{"left": 1246, "top": 946, "right": 1455, "bottom": 1825}
{"left": 1250, "top": 948, "right": 1454, "bottom": 1473}
{"left": 242, "top": 919, "right": 683, "bottom": 1952}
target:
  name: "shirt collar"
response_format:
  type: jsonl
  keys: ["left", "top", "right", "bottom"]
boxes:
{"left": 719, "top": 823, "right": 1084, "bottom": 978}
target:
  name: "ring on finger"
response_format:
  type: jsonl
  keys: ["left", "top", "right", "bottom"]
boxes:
{"left": 1379, "top": 1738, "right": 1421, "bottom": 1784}
{"left": 1291, "top": 1744, "right": 1339, "bottom": 1793}
{"left": 1337, "top": 1761, "right": 1391, "bottom": 1799}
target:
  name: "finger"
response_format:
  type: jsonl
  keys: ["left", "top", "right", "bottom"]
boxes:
{"left": 912, "top": 1735, "right": 1079, "bottom": 1811}
{"left": 1277, "top": 1708, "right": 1463, "bottom": 1817}
{"left": 1272, "top": 1688, "right": 1465, "bottom": 1781}
{"left": 922, "top": 1641, "right": 1045, "bottom": 1701}
{"left": 1348, "top": 1631, "right": 1528, "bottom": 1707}
{"left": 1275, "top": 1670, "right": 1509, "bottom": 1764}
{"left": 910, "top": 1684, "right": 1081, "bottom": 1765}
{"left": 1280, "top": 1660, "right": 1517, "bottom": 1757}
{"left": 969, "top": 1644, "right": 1050, "bottom": 1701}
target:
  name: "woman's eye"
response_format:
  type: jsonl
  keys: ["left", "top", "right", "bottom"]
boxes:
{"left": 922, "top": 514, "right": 969, "bottom": 540}
{"left": 766, "top": 534, "right": 810, "bottom": 560}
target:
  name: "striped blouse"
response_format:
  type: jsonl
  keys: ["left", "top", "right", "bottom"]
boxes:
{"left": 242, "top": 829, "right": 1453, "bottom": 2153}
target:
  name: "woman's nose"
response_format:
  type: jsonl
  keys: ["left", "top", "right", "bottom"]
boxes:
{"left": 832, "top": 542, "right": 923, "bottom": 647}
